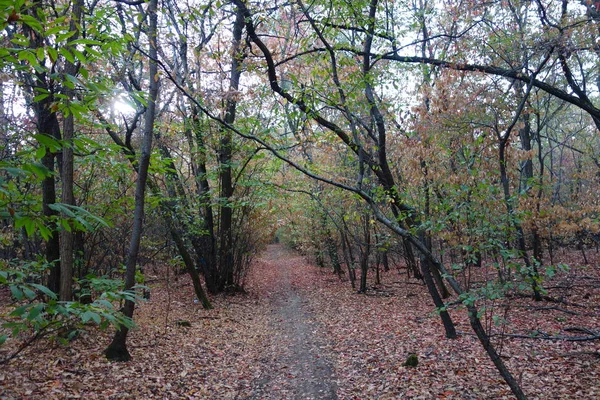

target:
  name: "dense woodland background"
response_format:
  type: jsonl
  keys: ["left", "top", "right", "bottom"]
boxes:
{"left": 1, "top": 0, "right": 600, "bottom": 398}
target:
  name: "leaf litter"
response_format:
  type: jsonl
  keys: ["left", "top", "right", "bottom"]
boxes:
{"left": 0, "top": 244, "right": 599, "bottom": 399}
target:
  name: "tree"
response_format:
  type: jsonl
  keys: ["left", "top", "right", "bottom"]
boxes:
{"left": 59, "top": 0, "right": 84, "bottom": 302}
{"left": 230, "top": 0, "right": 535, "bottom": 397}
{"left": 105, "top": 0, "right": 159, "bottom": 362}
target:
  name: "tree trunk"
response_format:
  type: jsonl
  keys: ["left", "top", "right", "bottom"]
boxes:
{"left": 322, "top": 212, "right": 342, "bottom": 275}
{"left": 382, "top": 250, "right": 389, "bottom": 272}
{"left": 189, "top": 111, "right": 219, "bottom": 294}
{"left": 41, "top": 127, "right": 61, "bottom": 295}
{"left": 421, "top": 255, "right": 457, "bottom": 338}
{"left": 466, "top": 304, "right": 528, "bottom": 400}
{"left": 102, "top": 92, "right": 212, "bottom": 311}
{"left": 152, "top": 142, "right": 212, "bottom": 309}
{"left": 170, "top": 225, "right": 212, "bottom": 309}
{"left": 340, "top": 230, "right": 356, "bottom": 289}
{"left": 23, "top": 1, "right": 62, "bottom": 294}
{"left": 403, "top": 239, "right": 421, "bottom": 279}
{"left": 358, "top": 214, "right": 371, "bottom": 293}
{"left": 499, "top": 137, "right": 542, "bottom": 301}
{"left": 105, "top": 0, "right": 158, "bottom": 361}
{"left": 217, "top": 6, "right": 245, "bottom": 291}
{"left": 59, "top": 0, "right": 83, "bottom": 302}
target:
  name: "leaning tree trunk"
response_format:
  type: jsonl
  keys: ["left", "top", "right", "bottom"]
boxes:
{"left": 105, "top": 0, "right": 159, "bottom": 361}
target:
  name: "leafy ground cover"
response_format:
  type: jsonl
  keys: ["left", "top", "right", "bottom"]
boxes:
{"left": 1, "top": 244, "right": 599, "bottom": 399}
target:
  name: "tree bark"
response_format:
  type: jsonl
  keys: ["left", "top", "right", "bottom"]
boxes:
{"left": 217, "top": 6, "right": 245, "bottom": 291}
{"left": 59, "top": 0, "right": 83, "bottom": 302}
{"left": 22, "top": 1, "right": 62, "bottom": 294}
{"left": 105, "top": 0, "right": 159, "bottom": 361}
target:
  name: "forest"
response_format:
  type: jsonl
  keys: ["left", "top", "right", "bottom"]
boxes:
{"left": 0, "top": 0, "right": 599, "bottom": 398}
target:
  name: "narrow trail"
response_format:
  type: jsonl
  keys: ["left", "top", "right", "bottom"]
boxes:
{"left": 247, "top": 244, "right": 338, "bottom": 400}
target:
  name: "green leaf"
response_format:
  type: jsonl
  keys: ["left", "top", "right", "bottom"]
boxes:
{"left": 71, "top": 38, "right": 103, "bottom": 46}
{"left": 37, "top": 224, "right": 52, "bottom": 241}
{"left": 33, "top": 93, "right": 50, "bottom": 102}
{"left": 23, "top": 162, "right": 52, "bottom": 178}
{"left": 47, "top": 46, "right": 58, "bottom": 63}
{"left": 81, "top": 310, "right": 101, "bottom": 324}
{"left": 27, "top": 304, "right": 44, "bottom": 321}
{"left": 22, "top": 286, "right": 36, "bottom": 300}
{"left": 30, "top": 283, "right": 57, "bottom": 300}
{"left": 56, "top": 30, "right": 76, "bottom": 43}
{"left": 35, "top": 146, "right": 46, "bottom": 160}
{"left": 10, "top": 286, "right": 24, "bottom": 301}
{"left": 34, "top": 134, "right": 61, "bottom": 151}
{"left": 71, "top": 48, "right": 87, "bottom": 64}
{"left": 10, "top": 304, "right": 29, "bottom": 317}
{"left": 23, "top": 217, "right": 36, "bottom": 237}
{"left": 20, "top": 15, "right": 43, "bottom": 32}
{"left": 17, "top": 50, "right": 37, "bottom": 66}
{"left": 59, "top": 47, "right": 75, "bottom": 63}
{"left": 95, "top": 299, "right": 114, "bottom": 309}
{"left": 2, "top": 167, "right": 26, "bottom": 177}
{"left": 0, "top": 334, "right": 8, "bottom": 346}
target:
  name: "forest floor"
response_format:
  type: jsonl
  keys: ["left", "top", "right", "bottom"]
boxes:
{"left": 1, "top": 244, "right": 600, "bottom": 399}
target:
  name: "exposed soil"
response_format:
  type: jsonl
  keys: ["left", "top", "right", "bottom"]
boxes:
{"left": 245, "top": 245, "right": 337, "bottom": 399}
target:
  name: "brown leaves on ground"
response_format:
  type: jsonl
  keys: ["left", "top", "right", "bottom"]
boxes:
{"left": 1, "top": 244, "right": 599, "bottom": 399}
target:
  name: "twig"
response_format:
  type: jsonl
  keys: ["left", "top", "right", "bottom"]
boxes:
{"left": 527, "top": 306, "right": 579, "bottom": 315}
{"left": 564, "top": 326, "right": 597, "bottom": 335}
{"left": 0, "top": 322, "right": 62, "bottom": 365}
{"left": 458, "top": 330, "right": 600, "bottom": 342}
{"left": 559, "top": 351, "right": 600, "bottom": 358}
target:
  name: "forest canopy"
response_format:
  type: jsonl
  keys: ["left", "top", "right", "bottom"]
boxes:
{"left": 1, "top": 0, "right": 599, "bottom": 398}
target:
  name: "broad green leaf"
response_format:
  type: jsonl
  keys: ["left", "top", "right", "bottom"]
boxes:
{"left": 23, "top": 218, "right": 35, "bottom": 237}
{"left": 47, "top": 46, "right": 58, "bottom": 63}
{"left": 33, "top": 134, "right": 61, "bottom": 151}
{"left": 36, "top": 47, "right": 45, "bottom": 61}
{"left": 33, "top": 93, "right": 50, "bottom": 102}
{"left": 23, "top": 162, "right": 52, "bottom": 178}
{"left": 17, "top": 50, "right": 37, "bottom": 66}
{"left": 95, "top": 299, "right": 114, "bottom": 309}
{"left": 37, "top": 224, "right": 52, "bottom": 240}
{"left": 59, "top": 47, "right": 75, "bottom": 63}
{"left": 20, "top": 15, "right": 43, "bottom": 32}
{"left": 27, "top": 304, "right": 44, "bottom": 321}
{"left": 81, "top": 310, "right": 101, "bottom": 324}
{"left": 22, "top": 286, "right": 36, "bottom": 300}
{"left": 10, "top": 285, "right": 25, "bottom": 301}
{"left": 30, "top": 283, "right": 57, "bottom": 300}
{"left": 10, "top": 304, "right": 29, "bottom": 317}
{"left": 56, "top": 30, "right": 76, "bottom": 43}
{"left": 71, "top": 38, "right": 103, "bottom": 46}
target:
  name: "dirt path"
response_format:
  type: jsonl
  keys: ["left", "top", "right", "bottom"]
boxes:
{"left": 246, "top": 244, "right": 338, "bottom": 399}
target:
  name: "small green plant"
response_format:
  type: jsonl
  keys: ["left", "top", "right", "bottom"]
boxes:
{"left": 403, "top": 353, "right": 419, "bottom": 367}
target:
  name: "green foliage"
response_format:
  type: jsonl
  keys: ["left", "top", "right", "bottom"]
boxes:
{"left": 1, "top": 146, "right": 111, "bottom": 241}
{"left": 0, "top": 261, "right": 137, "bottom": 350}
{"left": 403, "top": 353, "right": 419, "bottom": 367}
